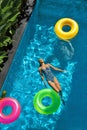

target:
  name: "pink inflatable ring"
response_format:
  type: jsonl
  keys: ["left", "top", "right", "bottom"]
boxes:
{"left": 0, "top": 97, "right": 21, "bottom": 124}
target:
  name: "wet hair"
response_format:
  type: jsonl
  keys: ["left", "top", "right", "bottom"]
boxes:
{"left": 38, "top": 59, "right": 44, "bottom": 66}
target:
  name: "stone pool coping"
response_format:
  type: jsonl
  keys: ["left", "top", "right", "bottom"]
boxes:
{"left": 0, "top": 0, "right": 36, "bottom": 89}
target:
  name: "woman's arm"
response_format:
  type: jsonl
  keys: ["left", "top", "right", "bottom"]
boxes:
{"left": 38, "top": 68, "right": 44, "bottom": 80}
{"left": 48, "top": 64, "right": 64, "bottom": 72}
{"left": 38, "top": 68, "right": 47, "bottom": 87}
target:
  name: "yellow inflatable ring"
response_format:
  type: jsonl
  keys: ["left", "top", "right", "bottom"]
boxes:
{"left": 54, "top": 18, "right": 79, "bottom": 40}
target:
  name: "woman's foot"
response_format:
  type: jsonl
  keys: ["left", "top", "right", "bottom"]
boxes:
{"left": 59, "top": 90, "right": 65, "bottom": 105}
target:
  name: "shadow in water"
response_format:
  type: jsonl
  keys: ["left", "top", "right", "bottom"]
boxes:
{"left": 46, "top": 39, "right": 74, "bottom": 68}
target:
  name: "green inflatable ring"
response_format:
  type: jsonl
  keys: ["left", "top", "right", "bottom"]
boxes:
{"left": 33, "top": 89, "right": 61, "bottom": 115}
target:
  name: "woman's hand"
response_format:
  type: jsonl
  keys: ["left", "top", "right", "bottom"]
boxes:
{"left": 41, "top": 76, "right": 44, "bottom": 80}
{"left": 63, "top": 70, "right": 68, "bottom": 73}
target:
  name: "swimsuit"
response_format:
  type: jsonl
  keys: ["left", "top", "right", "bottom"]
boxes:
{"left": 42, "top": 67, "right": 55, "bottom": 82}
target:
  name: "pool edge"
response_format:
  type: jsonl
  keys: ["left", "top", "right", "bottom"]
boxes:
{"left": 0, "top": 0, "right": 36, "bottom": 89}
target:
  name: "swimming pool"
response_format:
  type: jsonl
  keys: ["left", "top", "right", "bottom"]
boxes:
{"left": 0, "top": 0, "right": 87, "bottom": 130}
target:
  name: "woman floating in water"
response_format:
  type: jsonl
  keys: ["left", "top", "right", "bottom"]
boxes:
{"left": 38, "top": 59, "right": 65, "bottom": 99}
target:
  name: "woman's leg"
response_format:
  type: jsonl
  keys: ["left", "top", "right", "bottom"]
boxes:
{"left": 48, "top": 79, "right": 65, "bottom": 104}
{"left": 54, "top": 77, "right": 61, "bottom": 91}
{"left": 48, "top": 81, "right": 59, "bottom": 92}
{"left": 53, "top": 77, "right": 65, "bottom": 104}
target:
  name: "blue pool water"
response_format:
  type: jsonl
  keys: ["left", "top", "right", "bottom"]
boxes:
{"left": 0, "top": 0, "right": 87, "bottom": 130}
